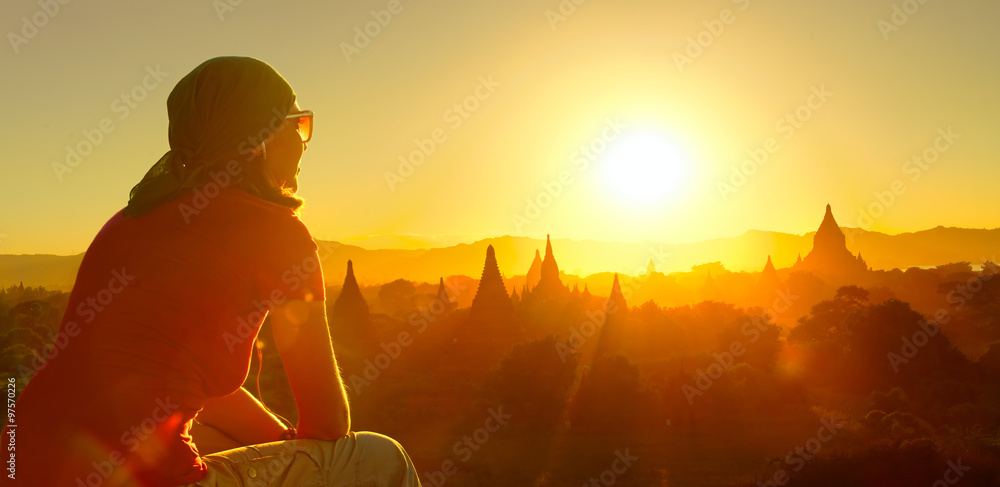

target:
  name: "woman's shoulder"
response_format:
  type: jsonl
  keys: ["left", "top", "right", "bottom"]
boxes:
{"left": 216, "top": 187, "right": 314, "bottom": 240}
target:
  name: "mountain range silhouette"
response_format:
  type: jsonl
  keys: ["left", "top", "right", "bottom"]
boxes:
{"left": 3, "top": 205, "right": 998, "bottom": 290}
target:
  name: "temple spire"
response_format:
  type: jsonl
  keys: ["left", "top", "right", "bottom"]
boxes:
{"left": 801, "top": 204, "right": 867, "bottom": 277}
{"left": 329, "top": 260, "right": 378, "bottom": 375}
{"left": 332, "top": 260, "right": 369, "bottom": 322}
{"left": 436, "top": 277, "right": 452, "bottom": 307}
{"left": 607, "top": 273, "right": 628, "bottom": 314}
{"left": 535, "top": 233, "right": 566, "bottom": 299}
{"left": 470, "top": 245, "right": 514, "bottom": 320}
{"left": 760, "top": 255, "right": 780, "bottom": 288}
{"left": 526, "top": 249, "right": 542, "bottom": 290}
{"left": 541, "top": 235, "right": 560, "bottom": 280}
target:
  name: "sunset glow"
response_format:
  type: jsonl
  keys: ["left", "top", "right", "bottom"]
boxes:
{"left": 599, "top": 129, "right": 692, "bottom": 210}
{"left": 1, "top": 1, "right": 998, "bottom": 254}
{"left": 3, "top": 2, "right": 1000, "bottom": 486}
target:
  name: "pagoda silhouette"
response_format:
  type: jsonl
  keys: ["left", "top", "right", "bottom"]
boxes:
{"left": 606, "top": 273, "right": 628, "bottom": 316}
{"left": 594, "top": 272, "right": 630, "bottom": 359}
{"left": 469, "top": 245, "right": 515, "bottom": 322}
{"left": 699, "top": 269, "right": 723, "bottom": 302}
{"left": 646, "top": 258, "right": 658, "bottom": 276}
{"left": 795, "top": 204, "right": 868, "bottom": 280}
{"left": 760, "top": 255, "right": 781, "bottom": 288}
{"left": 329, "top": 260, "right": 380, "bottom": 376}
{"left": 434, "top": 277, "right": 457, "bottom": 314}
{"left": 332, "top": 260, "right": 369, "bottom": 324}
{"left": 752, "top": 255, "right": 783, "bottom": 304}
{"left": 525, "top": 249, "right": 542, "bottom": 290}
{"left": 522, "top": 235, "right": 569, "bottom": 306}
{"left": 453, "top": 244, "right": 522, "bottom": 376}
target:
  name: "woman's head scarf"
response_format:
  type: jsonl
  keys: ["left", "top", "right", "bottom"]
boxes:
{"left": 123, "top": 56, "right": 296, "bottom": 217}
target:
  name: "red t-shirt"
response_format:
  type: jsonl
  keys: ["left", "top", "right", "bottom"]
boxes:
{"left": 1, "top": 186, "right": 325, "bottom": 486}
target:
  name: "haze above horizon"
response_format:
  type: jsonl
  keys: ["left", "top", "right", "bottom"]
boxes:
{"left": 2, "top": 0, "right": 998, "bottom": 255}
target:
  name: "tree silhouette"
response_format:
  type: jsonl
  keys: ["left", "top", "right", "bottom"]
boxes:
{"left": 569, "top": 354, "right": 642, "bottom": 434}
{"left": 485, "top": 335, "right": 579, "bottom": 432}
{"left": 378, "top": 278, "right": 416, "bottom": 317}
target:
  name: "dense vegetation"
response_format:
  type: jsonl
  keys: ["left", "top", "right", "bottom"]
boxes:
{"left": 3, "top": 261, "right": 1000, "bottom": 486}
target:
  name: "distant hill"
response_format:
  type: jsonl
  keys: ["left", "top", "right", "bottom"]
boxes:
{"left": 842, "top": 226, "right": 1000, "bottom": 270}
{"left": 3, "top": 226, "right": 998, "bottom": 290}
{"left": 0, "top": 254, "right": 84, "bottom": 291}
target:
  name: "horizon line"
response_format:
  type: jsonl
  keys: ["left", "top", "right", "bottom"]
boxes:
{"left": 5, "top": 223, "right": 999, "bottom": 258}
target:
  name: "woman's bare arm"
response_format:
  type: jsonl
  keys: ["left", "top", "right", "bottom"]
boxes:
{"left": 194, "top": 387, "right": 288, "bottom": 446}
{"left": 269, "top": 299, "right": 351, "bottom": 439}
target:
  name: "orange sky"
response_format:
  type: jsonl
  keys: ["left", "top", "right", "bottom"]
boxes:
{"left": 2, "top": 0, "right": 998, "bottom": 255}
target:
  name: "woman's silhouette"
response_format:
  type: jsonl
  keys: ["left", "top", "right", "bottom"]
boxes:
{"left": 1, "top": 57, "right": 421, "bottom": 486}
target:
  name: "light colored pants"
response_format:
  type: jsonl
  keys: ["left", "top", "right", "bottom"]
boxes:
{"left": 184, "top": 431, "right": 422, "bottom": 487}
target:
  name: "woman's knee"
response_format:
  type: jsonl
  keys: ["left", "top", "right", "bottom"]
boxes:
{"left": 354, "top": 431, "right": 406, "bottom": 456}
{"left": 352, "top": 431, "right": 415, "bottom": 473}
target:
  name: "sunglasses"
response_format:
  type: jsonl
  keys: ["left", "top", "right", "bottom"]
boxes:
{"left": 285, "top": 110, "right": 313, "bottom": 143}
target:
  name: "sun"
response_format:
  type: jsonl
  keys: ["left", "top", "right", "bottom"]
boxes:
{"left": 599, "top": 129, "right": 692, "bottom": 208}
